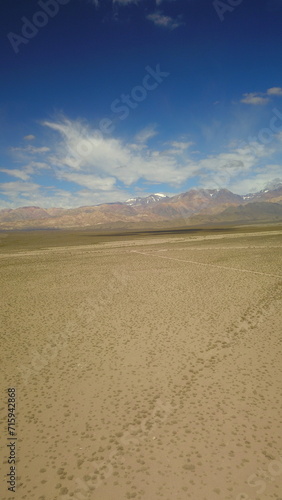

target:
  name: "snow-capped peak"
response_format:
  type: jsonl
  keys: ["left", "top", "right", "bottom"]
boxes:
{"left": 124, "top": 193, "right": 168, "bottom": 206}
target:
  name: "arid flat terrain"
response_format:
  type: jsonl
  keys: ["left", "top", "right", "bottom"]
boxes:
{"left": 0, "top": 226, "right": 282, "bottom": 500}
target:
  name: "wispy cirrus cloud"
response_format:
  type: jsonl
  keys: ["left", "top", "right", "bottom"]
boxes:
{"left": 0, "top": 176, "right": 129, "bottom": 209}
{"left": 0, "top": 168, "right": 30, "bottom": 181}
{"left": 0, "top": 181, "right": 41, "bottom": 201}
{"left": 10, "top": 145, "right": 50, "bottom": 161}
{"left": 1, "top": 111, "right": 282, "bottom": 208}
{"left": 163, "top": 141, "right": 194, "bottom": 156}
{"left": 0, "top": 161, "right": 50, "bottom": 181}
{"left": 223, "top": 167, "right": 282, "bottom": 195}
{"left": 41, "top": 116, "right": 282, "bottom": 196}
{"left": 134, "top": 124, "right": 158, "bottom": 143}
{"left": 42, "top": 117, "right": 192, "bottom": 186}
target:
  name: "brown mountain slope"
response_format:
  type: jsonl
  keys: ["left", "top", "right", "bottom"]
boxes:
{"left": 0, "top": 187, "right": 282, "bottom": 230}
{"left": 190, "top": 202, "right": 282, "bottom": 224}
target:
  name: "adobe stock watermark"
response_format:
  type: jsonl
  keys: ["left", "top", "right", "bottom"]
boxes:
{"left": 213, "top": 0, "right": 243, "bottom": 22}
{"left": 98, "top": 64, "right": 170, "bottom": 135}
{"left": 239, "top": 107, "right": 282, "bottom": 152}
{"left": 53, "top": 64, "right": 170, "bottom": 168}
{"left": 213, "top": 107, "right": 282, "bottom": 190}
{"left": 90, "top": 64, "right": 169, "bottom": 136}
{"left": 236, "top": 453, "right": 282, "bottom": 499}
{"left": 7, "top": 0, "right": 71, "bottom": 54}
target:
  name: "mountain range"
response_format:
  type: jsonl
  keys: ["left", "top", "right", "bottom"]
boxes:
{"left": 1, "top": 184, "right": 282, "bottom": 230}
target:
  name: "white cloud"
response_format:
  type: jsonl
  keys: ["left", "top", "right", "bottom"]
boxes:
{"left": 42, "top": 117, "right": 282, "bottom": 197}
{"left": 147, "top": 11, "right": 184, "bottom": 30}
{"left": 275, "top": 130, "right": 282, "bottom": 142}
{"left": 113, "top": 0, "right": 140, "bottom": 4}
{"left": 264, "top": 176, "right": 282, "bottom": 189}
{"left": 0, "top": 168, "right": 30, "bottom": 181}
{"left": 0, "top": 161, "right": 50, "bottom": 182}
{"left": 156, "top": 0, "right": 176, "bottom": 4}
{"left": 15, "top": 146, "right": 50, "bottom": 154}
{"left": 193, "top": 140, "right": 282, "bottom": 192}
{"left": 134, "top": 124, "right": 158, "bottom": 143}
{"left": 163, "top": 140, "right": 194, "bottom": 156}
{"left": 113, "top": 0, "right": 177, "bottom": 4}
{"left": 227, "top": 166, "right": 282, "bottom": 194}
{"left": 86, "top": 0, "right": 184, "bottom": 32}
{"left": 241, "top": 87, "right": 282, "bottom": 105}
{"left": 0, "top": 181, "right": 41, "bottom": 199}
{"left": 0, "top": 178, "right": 129, "bottom": 209}
{"left": 61, "top": 173, "right": 117, "bottom": 190}
{"left": 28, "top": 161, "right": 50, "bottom": 170}
{"left": 42, "top": 117, "right": 193, "bottom": 186}
{"left": 10, "top": 145, "right": 50, "bottom": 162}
{"left": 169, "top": 141, "right": 193, "bottom": 150}
{"left": 241, "top": 93, "right": 269, "bottom": 105}
{"left": 2, "top": 114, "right": 282, "bottom": 208}
{"left": 23, "top": 135, "right": 35, "bottom": 141}
{"left": 267, "top": 87, "right": 282, "bottom": 96}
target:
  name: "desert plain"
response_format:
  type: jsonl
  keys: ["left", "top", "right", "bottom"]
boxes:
{"left": 0, "top": 225, "right": 282, "bottom": 500}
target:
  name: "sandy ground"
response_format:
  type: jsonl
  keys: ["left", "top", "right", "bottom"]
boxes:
{"left": 0, "top": 228, "right": 282, "bottom": 500}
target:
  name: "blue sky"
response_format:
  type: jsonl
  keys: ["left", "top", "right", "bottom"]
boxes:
{"left": 1, "top": 0, "right": 282, "bottom": 208}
